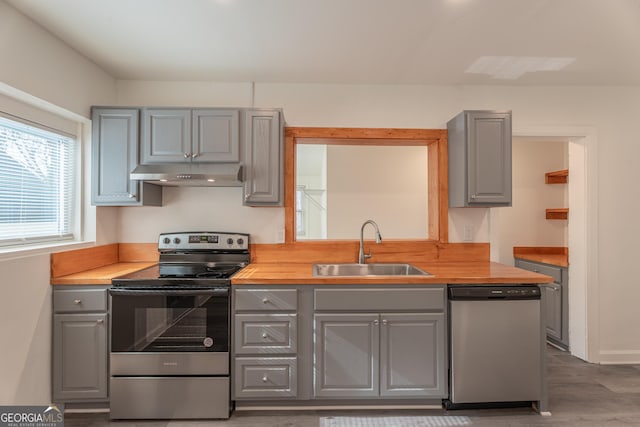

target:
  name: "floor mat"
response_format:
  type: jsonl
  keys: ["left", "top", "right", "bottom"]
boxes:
{"left": 319, "top": 416, "right": 472, "bottom": 427}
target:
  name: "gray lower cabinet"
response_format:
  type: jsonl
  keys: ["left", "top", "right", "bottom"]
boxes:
{"left": 52, "top": 287, "right": 109, "bottom": 402}
{"left": 233, "top": 288, "right": 298, "bottom": 399}
{"left": 242, "top": 109, "right": 283, "bottom": 206}
{"left": 515, "top": 259, "right": 569, "bottom": 349}
{"left": 313, "top": 287, "right": 447, "bottom": 399}
{"left": 448, "top": 110, "right": 512, "bottom": 207}
{"left": 91, "top": 108, "right": 162, "bottom": 206}
{"left": 140, "top": 108, "right": 240, "bottom": 164}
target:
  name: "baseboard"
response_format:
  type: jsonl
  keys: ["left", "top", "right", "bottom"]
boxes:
{"left": 599, "top": 350, "right": 640, "bottom": 364}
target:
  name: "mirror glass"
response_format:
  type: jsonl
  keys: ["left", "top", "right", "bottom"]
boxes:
{"left": 296, "top": 142, "right": 428, "bottom": 240}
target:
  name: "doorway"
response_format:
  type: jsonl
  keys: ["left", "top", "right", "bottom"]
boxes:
{"left": 490, "top": 127, "right": 598, "bottom": 363}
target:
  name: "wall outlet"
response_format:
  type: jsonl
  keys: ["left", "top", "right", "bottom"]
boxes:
{"left": 463, "top": 225, "right": 473, "bottom": 242}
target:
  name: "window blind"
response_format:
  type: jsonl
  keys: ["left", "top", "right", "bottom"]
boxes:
{"left": 0, "top": 115, "right": 75, "bottom": 246}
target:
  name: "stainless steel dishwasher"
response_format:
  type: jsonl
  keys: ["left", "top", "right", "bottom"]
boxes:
{"left": 446, "top": 285, "right": 542, "bottom": 409}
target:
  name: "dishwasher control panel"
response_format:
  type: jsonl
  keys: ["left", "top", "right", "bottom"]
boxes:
{"left": 448, "top": 285, "right": 540, "bottom": 300}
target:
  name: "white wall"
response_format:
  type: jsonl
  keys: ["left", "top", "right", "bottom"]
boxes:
{"left": 494, "top": 139, "right": 568, "bottom": 265}
{"left": 326, "top": 145, "right": 428, "bottom": 239}
{"left": 116, "top": 81, "right": 640, "bottom": 363}
{"left": 0, "top": 0, "right": 116, "bottom": 404}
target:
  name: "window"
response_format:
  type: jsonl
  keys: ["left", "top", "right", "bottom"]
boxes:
{"left": 0, "top": 115, "right": 75, "bottom": 246}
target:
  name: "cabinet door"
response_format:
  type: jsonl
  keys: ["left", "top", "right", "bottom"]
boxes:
{"left": 242, "top": 110, "right": 282, "bottom": 206}
{"left": 466, "top": 111, "right": 512, "bottom": 205}
{"left": 91, "top": 108, "right": 140, "bottom": 205}
{"left": 192, "top": 109, "right": 239, "bottom": 162}
{"left": 141, "top": 108, "right": 191, "bottom": 163}
{"left": 53, "top": 313, "right": 108, "bottom": 401}
{"left": 314, "top": 313, "right": 379, "bottom": 398}
{"left": 542, "top": 283, "right": 563, "bottom": 341}
{"left": 379, "top": 313, "right": 446, "bottom": 398}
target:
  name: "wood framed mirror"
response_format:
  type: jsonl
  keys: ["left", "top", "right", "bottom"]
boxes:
{"left": 284, "top": 127, "right": 449, "bottom": 244}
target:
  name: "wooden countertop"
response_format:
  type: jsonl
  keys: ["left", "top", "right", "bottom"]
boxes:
{"left": 51, "top": 262, "right": 156, "bottom": 285}
{"left": 231, "top": 261, "right": 554, "bottom": 285}
{"left": 513, "top": 246, "right": 568, "bottom": 268}
{"left": 50, "top": 260, "right": 553, "bottom": 286}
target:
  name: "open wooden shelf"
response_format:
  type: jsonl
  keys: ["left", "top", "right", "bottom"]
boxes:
{"left": 546, "top": 208, "right": 568, "bottom": 220}
{"left": 545, "top": 169, "right": 568, "bottom": 184}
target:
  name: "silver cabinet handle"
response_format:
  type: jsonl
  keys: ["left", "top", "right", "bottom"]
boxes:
{"left": 97, "top": 319, "right": 104, "bottom": 324}
{"left": 183, "top": 153, "right": 191, "bottom": 159}
{"left": 471, "top": 194, "right": 477, "bottom": 199}
{"left": 191, "top": 153, "right": 199, "bottom": 158}
{"left": 127, "top": 193, "right": 135, "bottom": 199}
{"left": 262, "top": 376, "right": 268, "bottom": 382}
{"left": 262, "top": 298, "right": 269, "bottom": 304}
{"left": 382, "top": 319, "right": 388, "bottom": 326}
{"left": 373, "top": 319, "right": 379, "bottom": 326}
{"left": 73, "top": 299, "right": 82, "bottom": 305}
{"left": 262, "top": 332, "right": 268, "bottom": 339}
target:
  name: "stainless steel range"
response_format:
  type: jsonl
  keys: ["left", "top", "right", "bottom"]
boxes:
{"left": 108, "top": 231, "right": 249, "bottom": 420}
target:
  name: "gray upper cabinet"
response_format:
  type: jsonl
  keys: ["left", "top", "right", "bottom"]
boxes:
{"left": 91, "top": 108, "right": 162, "bottom": 206}
{"left": 448, "top": 110, "right": 512, "bottom": 207}
{"left": 141, "top": 108, "right": 240, "bottom": 164}
{"left": 242, "top": 109, "right": 283, "bottom": 206}
{"left": 52, "top": 287, "right": 109, "bottom": 402}
{"left": 193, "top": 109, "right": 240, "bottom": 162}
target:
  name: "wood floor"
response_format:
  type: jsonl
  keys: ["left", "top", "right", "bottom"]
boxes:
{"left": 65, "top": 347, "right": 640, "bottom": 426}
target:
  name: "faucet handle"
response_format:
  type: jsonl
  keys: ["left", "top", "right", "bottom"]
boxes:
{"left": 364, "top": 252, "right": 372, "bottom": 260}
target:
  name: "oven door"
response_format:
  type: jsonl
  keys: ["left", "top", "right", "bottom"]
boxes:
{"left": 109, "top": 287, "right": 229, "bottom": 354}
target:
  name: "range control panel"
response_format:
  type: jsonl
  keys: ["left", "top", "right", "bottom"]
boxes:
{"left": 158, "top": 232, "right": 249, "bottom": 251}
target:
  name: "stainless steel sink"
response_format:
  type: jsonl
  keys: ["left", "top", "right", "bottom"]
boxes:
{"left": 312, "top": 263, "right": 432, "bottom": 277}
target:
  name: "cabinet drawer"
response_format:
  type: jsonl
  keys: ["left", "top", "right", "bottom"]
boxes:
{"left": 53, "top": 289, "right": 108, "bottom": 313}
{"left": 515, "top": 260, "right": 562, "bottom": 283}
{"left": 314, "top": 288, "right": 445, "bottom": 311}
{"left": 235, "top": 289, "right": 297, "bottom": 311}
{"left": 235, "top": 314, "right": 297, "bottom": 354}
{"left": 234, "top": 357, "right": 297, "bottom": 399}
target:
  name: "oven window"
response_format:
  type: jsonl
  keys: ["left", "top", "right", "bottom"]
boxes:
{"left": 111, "top": 293, "right": 229, "bottom": 352}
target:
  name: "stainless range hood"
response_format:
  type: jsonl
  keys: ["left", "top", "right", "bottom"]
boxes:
{"left": 130, "top": 163, "right": 243, "bottom": 186}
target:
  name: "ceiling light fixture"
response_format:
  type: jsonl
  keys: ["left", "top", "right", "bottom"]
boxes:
{"left": 465, "top": 56, "right": 575, "bottom": 79}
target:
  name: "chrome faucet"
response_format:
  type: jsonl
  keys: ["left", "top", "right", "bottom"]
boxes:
{"left": 358, "top": 220, "right": 382, "bottom": 264}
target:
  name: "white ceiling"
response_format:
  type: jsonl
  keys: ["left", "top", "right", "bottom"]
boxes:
{"left": 7, "top": 0, "right": 640, "bottom": 85}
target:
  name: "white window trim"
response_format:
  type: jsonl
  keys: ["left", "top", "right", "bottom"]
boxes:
{"left": 0, "top": 82, "right": 95, "bottom": 259}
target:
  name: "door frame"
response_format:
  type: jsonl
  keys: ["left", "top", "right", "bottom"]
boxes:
{"left": 507, "top": 126, "right": 599, "bottom": 363}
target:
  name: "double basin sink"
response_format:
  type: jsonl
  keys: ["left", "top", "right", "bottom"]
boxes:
{"left": 313, "top": 263, "right": 431, "bottom": 277}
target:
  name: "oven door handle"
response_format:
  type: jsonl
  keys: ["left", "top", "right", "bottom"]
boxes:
{"left": 108, "top": 288, "right": 229, "bottom": 297}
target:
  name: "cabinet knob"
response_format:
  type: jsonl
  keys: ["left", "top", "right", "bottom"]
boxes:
{"left": 191, "top": 153, "right": 199, "bottom": 159}
{"left": 262, "top": 298, "right": 269, "bottom": 304}
{"left": 373, "top": 319, "right": 379, "bottom": 326}
{"left": 471, "top": 194, "right": 477, "bottom": 199}
{"left": 262, "top": 333, "right": 268, "bottom": 339}
{"left": 184, "top": 153, "right": 191, "bottom": 159}
{"left": 382, "top": 319, "right": 388, "bottom": 326}
{"left": 97, "top": 319, "right": 104, "bottom": 324}
{"left": 262, "top": 376, "right": 268, "bottom": 383}
{"left": 73, "top": 299, "right": 82, "bottom": 305}
{"left": 127, "top": 193, "right": 135, "bottom": 199}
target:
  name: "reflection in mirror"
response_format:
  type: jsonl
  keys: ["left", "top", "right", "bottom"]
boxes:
{"left": 296, "top": 143, "right": 428, "bottom": 240}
